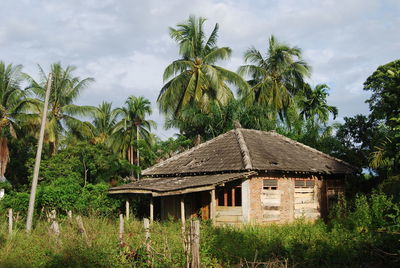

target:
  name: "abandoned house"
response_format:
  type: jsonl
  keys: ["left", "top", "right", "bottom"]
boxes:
{"left": 109, "top": 127, "right": 358, "bottom": 225}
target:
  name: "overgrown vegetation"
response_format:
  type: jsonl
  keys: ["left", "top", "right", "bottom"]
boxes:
{"left": 1, "top": 193, "right": 399, "bottom": 267}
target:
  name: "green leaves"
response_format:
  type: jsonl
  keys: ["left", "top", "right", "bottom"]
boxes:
{"left": 159, "top": 16, "right": 247, "bottom": 120}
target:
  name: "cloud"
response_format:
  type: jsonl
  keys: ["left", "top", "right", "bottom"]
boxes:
{"left": 1, "top": 0, "right": 399, "bottom": 138}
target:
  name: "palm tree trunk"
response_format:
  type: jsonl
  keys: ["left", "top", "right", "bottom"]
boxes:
{"left": 27, "top": 72, "right": 52, "bottom": 232}
{"left": 136, "top": 126, "right": 140, "bottom": 179}
{"left": 0, "top": 137, "right": 9, "bottom": 179}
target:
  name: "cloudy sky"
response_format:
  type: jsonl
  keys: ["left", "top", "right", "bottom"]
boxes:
{"left": 1, "top": 0, "right": 399, "bottom": 139}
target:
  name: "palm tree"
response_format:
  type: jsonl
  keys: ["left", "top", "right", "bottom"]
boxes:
{"left": 25, "top": 63, "right": 94, "bottom": 155}
{"left": 158, "top": 16, "right": 248, "bottom": 118}
{"left": 0, "top": 62, "right": 31, "bottom": 179}
{"left": 90, "top": 101, "right": 118, "bottom": 144}
{"left": 110, "top": 96, "right": 155, "bottom": 177}
{"left": 238, "top": 35, "right": 311, "bottom": 115}
{"left": 299, "top": 84, "right": 338, "bottom": 126}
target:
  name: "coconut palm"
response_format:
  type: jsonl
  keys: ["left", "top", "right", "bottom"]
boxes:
{"left": 90, "top": 101, "right": 118, "bottom": 144}
{"left": 158, "top": 16, "right": 248, "bottom": 118}
{"left": 299, "top": 84, "right": 338, "bottom": 126}
{"left": 238, "top": 35, "right": 311, "bottom": 115}
{"left": 109, "top": 96, "right": 155, "bottom": 176}
{"left": 0, "top": 62, "right": 26, "bottom": 179}
{"left": 25, "top": 63, "right": 94, "bottom": 155}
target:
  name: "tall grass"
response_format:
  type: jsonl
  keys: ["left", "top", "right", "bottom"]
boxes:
{"left": 1, "top": 193, "right": 399, "bottom": 267}
{"left": 0, "top": 216, "right": 398, "bottom": 267}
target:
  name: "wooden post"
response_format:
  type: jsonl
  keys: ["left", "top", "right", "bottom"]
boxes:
{"left": 26, "top": 73, "right": 52, "bottom": 232}
{"left": 76, "top": 216, "right": 90, "bottom": 246}
{"left": 224, "top": 189, "right": 228, "bottom": 206}
{"left": 144, "top": 218, "right": 150, "bottom": 253}
{"left": 125, "top": 200, "right": 130, "bottom": 220}
{"left": 8, "top": 208, "right": 13, "bottom": 235}
{"left": 119, "top": 214, "right": 124, "bottom": 244}
{"left": 210, "top": 189, "right": 216, "bottom": 225}
{"left": 191, "top": 220, "right": 200, "bottom": 268}
{"left": 149, "top": 197, "right": 154, "bottom": 223}
{"left": 49, "top": 210, "right": 60, "bottom": 236}
{"left": 180, "top": 196, "right": 185, "bottom": 225}
{"left": 231, "top": 188, "right": 235, "bottom": 207}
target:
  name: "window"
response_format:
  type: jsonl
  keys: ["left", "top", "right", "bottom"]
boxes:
{"left": 263, "top": 179, "right": 278, "bottom": 190}
{"left": 216, "top": 186, "right": 242, "bottom": 207}
{"left": 295, "top": 180, "right": 315, "bottom": 188}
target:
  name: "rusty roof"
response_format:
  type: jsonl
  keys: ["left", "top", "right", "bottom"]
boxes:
{"left": 109, "top": 171, "right": 256, "bottom": 196}
{"left": 142, "top": 128, "right": 358, "bottom": 176}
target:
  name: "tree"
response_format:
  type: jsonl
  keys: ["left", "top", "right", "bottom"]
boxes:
{"left": 90, "top": 101, "right": 118, "bottom": 144}
{"left": 238, "top": 35, "right": 311, "bottom": 116}
{"left": 110, "top": 96, "right": 155, "bottom": 176}
{"left": 299, "top": 83, "right": 338, "bottom": 126}
{"left": 364, "top": 59, "right": 400, "bottom": 127}
{"left": 158, "top": 16, "right": 248, "bottom": 118}
{"left": 0, "top": 62, "right": 30, "bottom": 180}
{"left": 364, "top": 60, "right": 400, "bottom": 175}
{"left": 25, "top": 63, "right": 95, "bottom": 155}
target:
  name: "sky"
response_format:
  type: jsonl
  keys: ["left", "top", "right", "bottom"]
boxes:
{"left": 1, "top": 0, "right": 399, "bottom": 139}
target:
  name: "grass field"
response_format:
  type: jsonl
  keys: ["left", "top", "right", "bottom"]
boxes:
{"left": 0, "top": 216, "right": 398, "bottom": 267}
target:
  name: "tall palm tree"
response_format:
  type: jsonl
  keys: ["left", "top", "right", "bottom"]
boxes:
{"left": 25, "top": 63, "right": 94, "bottom": 155}
{"left": 299, "top": 84, "right": 338, "bottom": 126}
{"left": 238, "top": 35, "right": 311, "bottom": 115}
{"left": 0, "top": 62, "right": 32, "bottom": 179}
{"left": 90, "top": 101, "right": 118, "bottom": 144}
{"left": 110, "top": 96, "right": 155, "bottom": 177}
{"left": 158, "top": 16, "right": 248, "bottom": 118}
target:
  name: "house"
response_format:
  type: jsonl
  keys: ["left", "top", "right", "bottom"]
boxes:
{"left": 109, "top": 126, "right": 357, "bottom": 224}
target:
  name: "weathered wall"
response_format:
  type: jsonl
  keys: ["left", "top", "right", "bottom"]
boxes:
{"left": 248, "top": 174, "right": 328, "bottom": 223}
{"left": 215, "top": 206, "right": 243, "bottom": 225}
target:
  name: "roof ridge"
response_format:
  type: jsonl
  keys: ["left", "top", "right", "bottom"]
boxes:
{"left": 142, "top": 130, "right": 235, "bottom": 175}
{"left": 254, "top": 129, "right": 358, "bottom": 171}
{"left": 234, "top": 128, "right": 253, "bottom": 169}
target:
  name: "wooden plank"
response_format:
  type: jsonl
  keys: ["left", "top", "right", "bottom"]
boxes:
{"left": 295, "top": 188, "right": 314, "bottom": 193}
{"left": 261, "top": 194, "right": 281, "bottom": 199}
{"left": 262, "top": 190, "right": 283, "bottom": 194}
{"left": 295, "top": 193, "right": 314, "bottom": 199}
{"left": 261, "top": 199, "right": 281, "bottom": 206}
{"left": 216, "top": 215, "right": 243, "bottom": 222}
{"left": 263, "top": 210, "right": 281, "bottom": 216}
{"left": 295, "top": 203, "right": 318, "bottom": 209}
{"left": 263, "top": 216, "right": 280, "bottom": 221}
{"left": 295, "top": 197, "right": 316, "bottom": 204}
{"left": 216, "top": 207, "right": 243, "bottom": 216}
{"left": 262, "top": 206, "right": 280, "bottom": 210}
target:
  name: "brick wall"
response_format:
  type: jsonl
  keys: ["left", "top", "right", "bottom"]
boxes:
{"left": 248, "top": 174, "right": 327, "bottom": 223}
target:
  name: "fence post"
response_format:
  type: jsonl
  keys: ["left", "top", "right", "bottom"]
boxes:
{"left": 191, "top": 220, "right": 200, "bottom": 268}
{"left": 8, "top": 208, "right": 13, "bottom": 235}
{"left": 76, "top": 216, "right": 91, "bottom": 246}
{"left": 49, "top": 210, "right": 60, "bottom": 236}
{"left": 144, "top": 218, "right": 150, "bottom": 253}
{"left": 125, "top": 200, "right": 130, "bottom": 220}
{"left": 119, "top": 214, "right": 124, "bottom": 245}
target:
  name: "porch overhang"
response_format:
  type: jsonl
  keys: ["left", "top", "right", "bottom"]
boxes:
{"left": 108, "top": 171, "right": 256, "bottom": 197}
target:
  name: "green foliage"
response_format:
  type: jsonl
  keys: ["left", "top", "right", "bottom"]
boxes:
{"left": 0, "top": 191, "right": 29, "bottom": 215}
{"left": 26, "top": 142, "right": 131, "bottom": 185}
{"left": 330, "top": 192, "right": 400, "bottom": 233}
{"left": 364, "top": 59, "right": 400, "bottom": 126}
{"left": 159, "top": 15, "right": 248, "bottom": 118}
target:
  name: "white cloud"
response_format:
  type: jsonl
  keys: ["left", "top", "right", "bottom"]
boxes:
{"left": 0, "top": 0, "right": 399, "bottom": 138}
